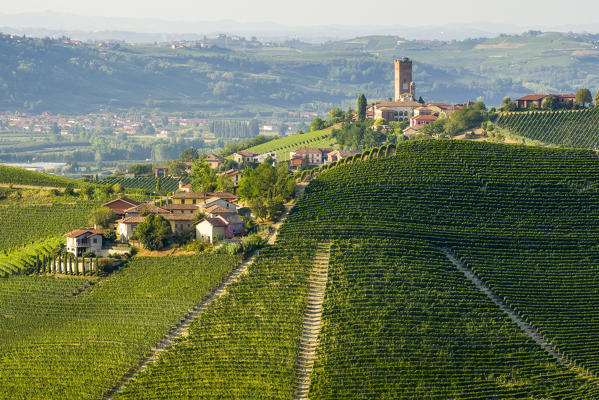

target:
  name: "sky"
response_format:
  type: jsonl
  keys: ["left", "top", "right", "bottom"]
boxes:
{"left": 2, "top": 0, "right": 599, "bottom": 28}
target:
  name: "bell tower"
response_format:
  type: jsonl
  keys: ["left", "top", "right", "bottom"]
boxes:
{"left": 394, "top": 58, "right": 414, "bottom": 101}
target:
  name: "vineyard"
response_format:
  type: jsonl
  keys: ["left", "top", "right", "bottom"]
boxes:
{"left": 0, "top": 253, "right": 240, "bottom": 399}
{"left": 108, "top": 140, "right": 599, "bottom": 398}
{"left": 0, "top": 236, "right": 63, "bottom": 276}
{"left": 5, "top": 140, "right": 599, "bottom": 397}
{"left": 243, "top": 128, "right": 336, "bottom": 161}
{"left": 0, "top": 164, "right": 82, "bottom": 187}
{"left": 99, "top": 176, "right": 188, "bottom": 194}
{"left": 496, "top": 108, "right": 599, "bottom": 149}
{"left": 0, "top": 201, "right": 100, "bottom": 251}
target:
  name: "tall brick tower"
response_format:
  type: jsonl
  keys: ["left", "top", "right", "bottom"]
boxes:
{"left": 394, "top": 58, "right": 414, "bottom": 101}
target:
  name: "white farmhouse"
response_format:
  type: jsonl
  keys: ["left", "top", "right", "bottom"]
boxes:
{"left": 65, "top": 229, "right": 105, "bottom": 256}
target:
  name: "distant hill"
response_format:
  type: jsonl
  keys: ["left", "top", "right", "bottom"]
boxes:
{"left": 0, "top": 31, "right": 598, "bottom": 115}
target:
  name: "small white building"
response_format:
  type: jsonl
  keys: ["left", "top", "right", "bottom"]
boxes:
{"left": 196, "top": 218, "right": 227, "bottom": 243}
{"left": 116, "top": 217, "right": 145, "bottom": 242}
{"left": 65, "top": 229, "right": 105, "bottom": 256}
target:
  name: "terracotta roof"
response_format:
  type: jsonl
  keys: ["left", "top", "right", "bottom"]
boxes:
{"left": 206, "top": 205, "right": 235, "bottom": 214}
{"left": 517, "top": 94, "right": 547, "bottom": 101}
{"left": 202, "top": 217, "right": 227, "bottom": 227}
{"left": 102, "top": 197, "right": 141, "bottom": 208}
{"left": 375, "top": 101, "right": 422, "bottom": 107}
{"left": 124, "top": 203, "right": 169, "bottom": 214}
{"left": 218, "top": 214, "right": 243, "bottom": 224}
{"left": 172, "top": 192, "right": 214, "bottom": 199}
{"left": 64, "top": 229, "right": 105, "bottom": 238}
{"left": 411, "top": 115, "right": 438, "bottom": 121}
{"left": 162, "top": 203, "right": 199, "bottom": 210}
{"left": 116, "top": 217, "right": 146, "bottom": 224}
{"left": 235, "top": 150, "right": 254, "bottom": 157}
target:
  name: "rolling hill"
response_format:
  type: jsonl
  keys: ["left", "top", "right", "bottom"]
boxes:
{"left": 3, "top": 140, "right": 599, "bottom": 397}
{"left": 1, "top": 31, "right": 599, "bottom": 115}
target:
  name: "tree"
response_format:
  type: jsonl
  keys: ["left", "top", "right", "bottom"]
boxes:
{"left": 135, "top": 214, "right": 172, "bottom": 250}
{"left": 502, "top": 96, "right": 516, "bottom": 111}
{"left": 155, "top": 177, "right": 161, "bottom": 193}
{"left": 128, "top": 164, "right": 152, "bottom": 176}
{"left": 89, "top": 207, "right": 117, "bottom": 229}
{"left": 238, "top": 163, "right": 295, "bottom": 222}
{"left": 190, "top": 159, "right": 217, "bottom": 192}
{"left": 575, "top": 88, "right": 592, "bottom": 107}
{"left": 357, "top": 94, "right": 367, "bottom": 121}
{"left": 329, "top": 108, "right": 345, "bottom": 124}
{"left": 418, "top": 96, "right": 425, "bottom": 104}
{"left": 216, "top": 174, "right": 234, "bottom": 193}
{"left": 543, "top": 95, "right": 556, "bottom": 110}
{"left": 81, "top": 185, "right": 95, "bottom": 200}
{"left": 112, "top": 183, "right": 123, "bottom": 194}
{"left": 310, "top": 117, "right": 328, "bottom": 132}
{"left": 179, "top": 147, "right": 199, "bottom": 161}
{"left": 595, "top": 90, "right": 599, "bottom": 107}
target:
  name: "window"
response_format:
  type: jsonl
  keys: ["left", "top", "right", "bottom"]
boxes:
{"left": 192, "top": 199, "right": 196, "bottom": 204}
{"left": 93, "top": 238, "right": 97, "bottom": 244}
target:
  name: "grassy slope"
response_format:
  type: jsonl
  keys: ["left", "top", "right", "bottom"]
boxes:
{"left": 243, "top": 128, "right": 335, "bottom": 161}
{"left": 0, "top": 164, "right": 82, "bottom": 187}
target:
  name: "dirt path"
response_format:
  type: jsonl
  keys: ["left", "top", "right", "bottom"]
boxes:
{"left": 293, "top": 241, "right": 331, "bottom": 399}
{"left": 438, "top": 247, "right": 565, "bottom": 364}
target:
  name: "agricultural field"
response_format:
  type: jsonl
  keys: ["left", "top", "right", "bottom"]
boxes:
{"left": 0, "top": 253, "right": 240, "bottom": 399}
{"left": 0, "top": 201, "right": 100, "bottom": 251}
{"left": 106, "top": 140, "right": 599, "bottom": 398}
{"left": 116, "top": 241, "right": 316, "bottom": 399}
{"left": 495, "top": 108, "right": 599, "bottom": 149}
{"left": 243, "top": 128, "right": 336, "bottom": 161}
{"left": 0, "top": 164, "right": 83, "bottom": 187}
{"left": 99, "top": 176, "right": 188, "bottom": 194}
{"left": 4, "top": 140, "right": 599, "bottom": 398}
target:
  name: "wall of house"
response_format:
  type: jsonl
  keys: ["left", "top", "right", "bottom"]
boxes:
{"left": 196, "top": 222, "right": 225, "bottom": 243}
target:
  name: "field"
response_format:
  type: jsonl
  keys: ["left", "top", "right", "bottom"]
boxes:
{"left": 0, "top": 164, "right": 83, "bottom": 187}
{"left": 243, "top": 128, "right": 336, "bottom": 161}
{"left": 0, "top": 253, "right": 240, "bottom": 399}
{"left": 0, "top": 202, "right": 100, "bottom": 251}
{"left": 104, "top": 140, "right": 599, "bottom": 398}
{"left": 495, "top": 108, "right": 599, "bottom": 149}
{"left": 99, "top": 176, "right": 188, "bottom": 194}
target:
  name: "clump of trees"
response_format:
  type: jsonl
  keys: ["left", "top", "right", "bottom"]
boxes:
{"left": 237, "top": 163, "right": 295, "bottom": 222}
{"left": 135, "top": 213, "right": 172, "bottom": 250}
{"left": 420, "top": 101, "right": 488, "bottom": 138}
{"left": 89, "top": 207, "right": 117, "bottom": 229}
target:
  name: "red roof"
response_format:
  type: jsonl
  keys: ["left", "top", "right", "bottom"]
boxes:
{"left": 412, "top": 115, "right": 438, "bottom": 121}
{"left": 517, "top": 94, "right": 547, "bottom": 101}
{"left": 64, "top": 229, "right": 105, "bottom": 238}
{"left": 124, "top": 203, "right": 169, "bottom": 215}
{"left": 102, "top": 197, "right": 142, "bottom": 214}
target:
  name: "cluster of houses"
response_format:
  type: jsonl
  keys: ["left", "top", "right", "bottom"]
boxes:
{"left": 64, "top": 190, "right": 247, "bottom": 256}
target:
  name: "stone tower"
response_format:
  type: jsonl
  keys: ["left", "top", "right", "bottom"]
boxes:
{"left": 394, "top": 58, "right": 415, "bottom": 101}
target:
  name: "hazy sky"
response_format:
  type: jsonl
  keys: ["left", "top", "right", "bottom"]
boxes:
{"left": 2, "top": 0, "right": 599, "bottom": 27}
